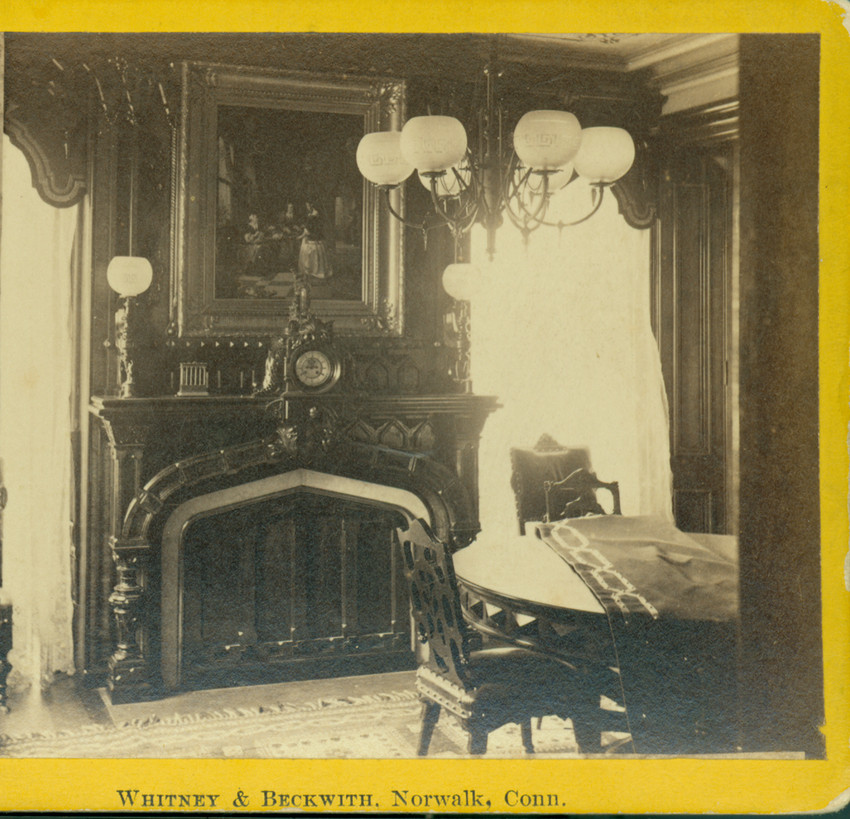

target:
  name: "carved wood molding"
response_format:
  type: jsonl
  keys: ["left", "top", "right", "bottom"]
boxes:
{"left": 88, "top": 392, "right": 497, "bottom": 696}
{"left": 611, "top": 98, "right": 740, "bottom": 231}
{"left": 658, "top": 99, "right": 740, "bottom": 147}
{"left": 5, "top": 112, "right": 87, "bottom": 208}
{"left": 612, "top": 174, "right": 656, "bottom": 230}
{"left": 105, "top": 433, "right": 476, "bottom": 697}
{"left": 120, "top": 436, "right": 475, "bottom": 550}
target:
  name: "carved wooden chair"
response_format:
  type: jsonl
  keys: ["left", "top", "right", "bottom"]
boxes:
{"left": 510, "top": 435, "right": 621, "bottom": 531}
{"left": 397, "top": 517, "right": 597, "bottom": 756}
{"left": 497, "top": 437, "right": 626, "bottom": 748}
{"left": 509, "top": 436, "right": 592, "bottom": 533}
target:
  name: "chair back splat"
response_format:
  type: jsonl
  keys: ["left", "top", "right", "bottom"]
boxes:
{"left": 397, "top": 517, "right": 608, "bottom": 756}
{"left": 509, "top": 436, "right": 592, "bottom": 533}
{"left": 400, "top": 518, "right": 471, "bottom": 689}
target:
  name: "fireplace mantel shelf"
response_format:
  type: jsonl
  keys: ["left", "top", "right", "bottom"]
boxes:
{"left": 89, "top": 392, "right": 501, "bottom": 451}
{"left": 90, "top": 392, "right": 501, "bottom": 417}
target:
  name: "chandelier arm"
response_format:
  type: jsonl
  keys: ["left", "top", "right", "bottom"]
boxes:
{"left": 505, "top": 160, "right": 531, "bottom": 200}
{"left": 518, "top": 173, "right": 553, "bottom": 226}
{"left": 451, "top": 165, "right": 469, "bottom": 191}
{"left": 464, "top": 159, "right": 488, "bottom": 219}
{"left": 440, "top": 201, "right": 481, "bottom": 242}
{"left": 501, "top": 181, "right": 609, "bottom": 237}
{"left": 446, "top": 187, "right": 481, "bottom": 226}
{"left": 502, "top": 165, "right": 553, "bottom": 235}
{"left": 531, "top": 184, "right": 609, "bottom": 230}
{"left": 557, "top": 183, "right": 608, "bottom": 227}
{"left": 454, "top": 205, "right": 483, "bottom": 237}
{"left": 428, "top": 176, "right": 480, "bottom": 236}
{"left": 509, "top": 151, "right": 546, "bottom": 202}
{"left": 502, "top": 197, "right": 538, "bottom": 234}
{"left": 496, "top": 154, "right": 550, "bottom": 233}
{"left": 381, "top": 186, "right": 433, "bottom": 233}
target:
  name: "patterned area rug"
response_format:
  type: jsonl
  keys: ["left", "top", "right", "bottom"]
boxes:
{"left": 0, "top": 685, "right": 586, "bottom": 759}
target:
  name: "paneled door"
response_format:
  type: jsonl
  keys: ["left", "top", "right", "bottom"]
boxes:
{"left": 652, "top": 143, "right": 736, "bottom": 534}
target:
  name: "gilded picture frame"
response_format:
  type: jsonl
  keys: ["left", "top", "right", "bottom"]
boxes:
{"left": 172, "top": 62, "right": 406, "bottom": 337}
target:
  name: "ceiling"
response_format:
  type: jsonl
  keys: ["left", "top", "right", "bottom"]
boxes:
{"left": 4, "top": 31, "right": 732, "bottom": 70}
{"left": 4, "top": 32, "right": 740, "bottom": 115}
{"left": 505, "top": 33, "right": 701, "bottom": 67}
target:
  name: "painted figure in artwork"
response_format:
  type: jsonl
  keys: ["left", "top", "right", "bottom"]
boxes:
{"left": 274, "top": 202, "right": 303, "bottom": 272}
{"left": 298, "top": 202, "right": 333, "bottom": 280}
{"left": 242, "top": 213, "right": 278, "bottom": 279}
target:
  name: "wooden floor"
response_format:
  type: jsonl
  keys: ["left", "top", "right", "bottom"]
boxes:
{"left": 0, "top": 670, "right": 417, "bottom": 737}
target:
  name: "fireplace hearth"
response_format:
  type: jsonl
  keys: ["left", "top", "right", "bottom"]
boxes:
{"left": 161, "top": 469, "right": 430, "bottom": 691}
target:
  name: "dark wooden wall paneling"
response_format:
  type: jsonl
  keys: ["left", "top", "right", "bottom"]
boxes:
{"left": 652, "top": 34, "right": 823, "bottom": 755}
{"left": 737, "top": 33, "right": 822, "bottom": 757}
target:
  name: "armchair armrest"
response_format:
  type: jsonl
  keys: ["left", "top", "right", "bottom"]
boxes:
{"left": 543, "top": 468, "right": 621, "bottom": 521}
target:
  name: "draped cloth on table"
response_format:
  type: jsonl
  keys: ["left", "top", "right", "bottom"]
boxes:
{"left": 535, "top": 515, "right": 738, "bottom": 624}
{"left": 535, "top": 515, "right": 739, "bottom": 754}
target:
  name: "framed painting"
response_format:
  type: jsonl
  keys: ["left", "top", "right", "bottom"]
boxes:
{"left": 172, "top": 62, "right": 406, "bottom": 336}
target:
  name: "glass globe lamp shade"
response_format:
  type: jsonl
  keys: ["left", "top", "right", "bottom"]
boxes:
{"left": 513, "top": 110, "right": 582, "bottom": 171}
{"left": 107, "top": 256, "right": 153, "bottom": 297}
{"left": 573, "top": 127, "right": 636, "bottom": 184}
{"left": 355, "top": 131, "right": 414, "bottom": 186}
{"left": 400, "top": 116, "right": 467, "bottom": 173}
{"left": 442, "top": 262, "right": 481, "bottom": 301}
{"left": 418, "top": 162, "right": 472, "bottom": 197}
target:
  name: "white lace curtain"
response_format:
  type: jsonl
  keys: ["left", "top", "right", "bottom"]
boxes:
{"left": 472, "top": 182, "right": 673, "bottom": 535}
{"left": 0, "top": 137, "right": 77, "bottom": 688}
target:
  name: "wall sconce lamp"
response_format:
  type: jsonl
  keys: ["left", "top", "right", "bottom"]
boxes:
{"left": 107, "top": 256, "right": 153, "bottom": 398}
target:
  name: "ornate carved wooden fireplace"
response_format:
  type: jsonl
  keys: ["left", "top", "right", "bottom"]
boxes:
{"left": 87, "top": 392, "right": 498, "bottom": 703}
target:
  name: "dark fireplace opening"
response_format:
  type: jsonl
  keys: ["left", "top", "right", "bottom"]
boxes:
{"left": 161, "top": 471, "right": 432, "bottom": 692}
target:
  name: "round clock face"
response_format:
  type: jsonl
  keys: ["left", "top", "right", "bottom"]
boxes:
{"left": 293, "top": 349, "right": 335, "bottom": 389}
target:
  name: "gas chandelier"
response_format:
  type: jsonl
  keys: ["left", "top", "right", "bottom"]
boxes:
{"left": 356, "top": 66, "right": 636, "bottom": 263}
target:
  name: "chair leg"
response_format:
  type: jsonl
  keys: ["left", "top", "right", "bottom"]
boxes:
{"left": 467, "top": 725, "right": 488, "bottom": 756}
{"left": 572, "top": 682, "right": 606, "bottom": 753}
{"left": 417, "top": 701, "right": 441, "bottom": 756}
{"left": 572, "top": 718, "right": 601, "bottom": 754}
{"left": 520, "top": 720, "right": 534, "bottom": 754}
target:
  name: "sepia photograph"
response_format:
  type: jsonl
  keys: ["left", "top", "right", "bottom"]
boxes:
{"left": 0, "top": 9, "right": 846, "bottom": 814}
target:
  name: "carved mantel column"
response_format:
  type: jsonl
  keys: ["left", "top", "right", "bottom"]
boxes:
{"left": 106, "top": 536, "right": 149, "bottom": 701}
{"left": 98, "top": 411, "right": 154, "bottom": 701}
